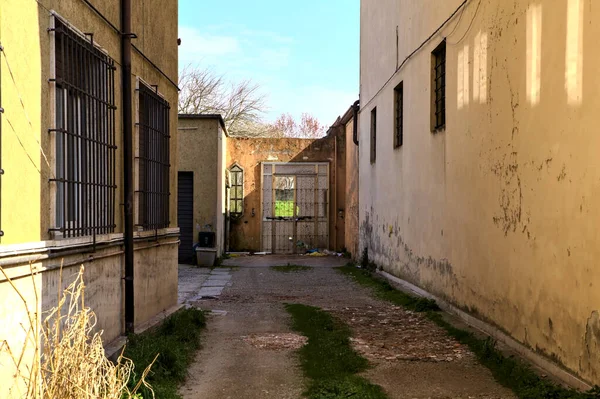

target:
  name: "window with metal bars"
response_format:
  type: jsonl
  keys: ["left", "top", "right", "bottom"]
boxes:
{"left": 137, "top": 83, "right": 170, "bottom": 230}
{"left": 229, "top": 164, "right": 243, "bottom": 218}
{"left": 51, "top": 18, "right": 117, "bottom": 238}
{"left": 432, "top": 40, "right": 446, "bottom": 131}
{"left": 394, "top": 82, "right": 403, "bottom": 148}
{"left": 370, "top": 107, "right": 377, "bottom": 164}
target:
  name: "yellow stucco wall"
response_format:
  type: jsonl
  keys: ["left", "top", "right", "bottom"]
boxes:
{"left": 1, "top": 0, "right": 179, "bottom": 395}
{"left": 360, "top": 0, "right": 600, "bottom": 385}
{"left": 1, "top": 0, "right": 179, "bottom": 244}
{"left": 1, "top": 0, "right": 44, "bottom": 244}
{"left": 177, "top": 117, "right": 223, "bottom": 254}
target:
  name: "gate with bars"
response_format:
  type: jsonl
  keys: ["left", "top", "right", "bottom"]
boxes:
{"left": 261, "top": 162, "right": 329, "bottom": 253}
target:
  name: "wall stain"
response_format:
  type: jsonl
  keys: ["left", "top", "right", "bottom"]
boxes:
{"left": 579, "top": 311, "right": 600, "bottom": 381}
{"left": 557, "top": 165, "right": 567, "bottom": 182}
{"left": 491, "top": 151, "right": 524, "bottom": 236}
{"left": 359, "top": 210, "right": 458, "bottom": 297}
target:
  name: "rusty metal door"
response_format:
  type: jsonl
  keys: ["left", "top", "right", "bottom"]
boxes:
{"left": 261, "top": 163, "right": 329, "bottom": 253}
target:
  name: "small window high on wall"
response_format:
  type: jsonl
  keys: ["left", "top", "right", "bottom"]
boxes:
{"left": 229, "top": 164, "right": 243, "bottom": 218}
{"left": 431, "top": 40, "right": 446, "bottom": 131}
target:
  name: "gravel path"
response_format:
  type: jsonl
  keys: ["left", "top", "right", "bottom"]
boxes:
{"left": 178, "top": 255, "right": 515, "bottom": 399}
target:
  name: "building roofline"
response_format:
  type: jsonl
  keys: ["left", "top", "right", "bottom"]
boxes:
{"left": 178, "top": 113, "right": 229, "bottom": 136}
{"left": 340, "top": 103, "right": 356, "bottom": 125}
{"left": 326, "top": 99, "right": 359, "bottom": 136}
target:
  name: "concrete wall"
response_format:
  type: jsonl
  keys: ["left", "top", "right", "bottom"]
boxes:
{"left": 360, "top": 0, "right": 600, "bottom": 385}
{"left": 0, "top": 0, "right": 179, "bottom": 395}
{"left": 177, "top": 117, "right": 225, "bottom": 255}
{"left": 332, "top": 125, "right": 347, "bottom": 252}
{"left": 226, "top": 136, "right": 340, "bottom": 252}
{"left": 344, "top": 118, "right": 359, "bottom": 259}
{"left": 0, "top": 235, "right": 178, "bottom": 397}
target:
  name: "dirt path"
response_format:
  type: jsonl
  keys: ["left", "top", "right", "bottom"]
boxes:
{"left": 179, "top": 255, "right": 515, "bottom": 399}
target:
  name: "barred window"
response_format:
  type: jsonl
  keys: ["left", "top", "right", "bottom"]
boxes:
{"left": 432, "top": 40, "right": 446, "bottom": 131}
{"left": 394, "top": 82, "right": 403, "bottom": 148}
{"left": 229, "top": 164, "right": 243, "bottom": 218}
{"left": 51, "top": 18, "right": 117, "bottom": 238}
{"left": 137, "top": 83, "right": 170, "bottom": 230}
{"left": 370, "top": 107, "right": 377, "bottom": 164}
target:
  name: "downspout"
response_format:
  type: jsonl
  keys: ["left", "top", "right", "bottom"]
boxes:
{"left": 333, "top": 128, "right": 337, "bottom": 251}
{"left": 352, "top": 100, "right": 359, "bottom": 146}
{"left": 121, "top": 0, "right": 135, "bottom": 334}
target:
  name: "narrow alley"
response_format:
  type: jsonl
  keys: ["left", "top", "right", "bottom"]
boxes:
{"left": 178, "top": 255, "right": 515, "bottom": 399}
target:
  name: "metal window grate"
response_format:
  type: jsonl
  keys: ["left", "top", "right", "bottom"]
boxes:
{"left": 229, "top": 165, "right": 243, "bottom": 218}
{"left": 433, "top": 40, "right": 446, "bottom": 130}
{"left": 137, "top": 83, "right": 170, "bottom": 230}
{"left": 394, "top": 82, "right": 403, "bottom": 148}
{"left": 50, "top": 18, "right": 117, "bottom": 238}
{"left": 370, "top": 107, "right": 377, "bottom": 164}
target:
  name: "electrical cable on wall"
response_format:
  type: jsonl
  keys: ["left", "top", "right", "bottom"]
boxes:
{"left": 446, "top": 0, "right": 483, "bottom": 45}
{"left": 360, "top": 0, "right": 472, "bottom": 112}
{"left": 0, "top": 47, "right": 54, "bottom": 177}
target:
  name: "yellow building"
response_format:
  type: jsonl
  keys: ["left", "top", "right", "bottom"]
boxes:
{"left": 0, "top": 0, "right": 179, "bottom": 395}
{"left": 360, "top": 0, "right": 600, "bottom": 387}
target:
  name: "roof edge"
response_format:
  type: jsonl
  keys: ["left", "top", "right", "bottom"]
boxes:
{"left": 178, "top": 113, "right": 229, "bottom": 136}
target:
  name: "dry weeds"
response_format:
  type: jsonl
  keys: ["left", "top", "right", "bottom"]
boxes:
{"left": 1, "top": 264, "right": 153, "bottom": 399}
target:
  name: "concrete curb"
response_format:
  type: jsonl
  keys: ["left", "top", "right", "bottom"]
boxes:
{"left": 377, "top": 270, "right": 593, "bottom": 392}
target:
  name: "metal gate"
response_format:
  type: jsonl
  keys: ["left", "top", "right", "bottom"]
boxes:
{"left": 261, "top": 163, "right": 329, "bottom": 253}
{"left": 177, "top": 172, "right": 194, "bottom": 264}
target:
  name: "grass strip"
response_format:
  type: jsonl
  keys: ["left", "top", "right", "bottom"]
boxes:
{"left": 337, "top": 265, "right": 600, "bottom": 399}
{"left": 271, "top": 264, "right": 313, "bottom": 273}
{"left": 337, "top": 264, "right": 439, "bottom": 312}
{"left": 124, "top": 307, "right": 206, "bottom": 399}
{"left": 285, "top": 303, "right": 388, "bottom": 399}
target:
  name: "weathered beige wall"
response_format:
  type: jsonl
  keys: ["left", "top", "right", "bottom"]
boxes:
{"left": 333, "top": 125, "right": 347, "bottom": 252}
{"left": 0, "top": 239, "right": 177, "bottom": 397}
{"left": 133, "top": 239, "right": 179, "bottom": 325}
{"left": 177, "top": 117, "right": 222, "bottom": 252}
{"left": 344, "top": 118, "right": 359, "bottom": 259}
{"left": 360, "top": 0, "right": 600, "bottom": 384}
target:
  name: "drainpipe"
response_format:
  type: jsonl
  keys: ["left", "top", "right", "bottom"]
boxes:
{"left": 121, "top": 0, "right": 135, "bottom": 334}
{"left": 333, "top": 128, "right": 337, "bottom": 251}
{"left": 352, "top": 100, "right": 359, "bottom": 146}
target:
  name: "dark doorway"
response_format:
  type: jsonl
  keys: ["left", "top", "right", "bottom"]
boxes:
{"left": 177, "top": 172, "right": 194, "bottom": 264}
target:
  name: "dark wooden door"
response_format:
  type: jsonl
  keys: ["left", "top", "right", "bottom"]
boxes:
{"left": 177, "top": 172, "right": 194, "bottom": 264}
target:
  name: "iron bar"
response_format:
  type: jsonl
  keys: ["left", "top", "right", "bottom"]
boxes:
{"left": 52, "top": 18, "right": 116, "bottom": 238}
{"left": 136, "top": 83, "right": 170, "bottom": 230}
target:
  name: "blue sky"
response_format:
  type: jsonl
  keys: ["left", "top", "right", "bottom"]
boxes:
{"left": 178, "top": 0, "right": 359, "bottom": 125}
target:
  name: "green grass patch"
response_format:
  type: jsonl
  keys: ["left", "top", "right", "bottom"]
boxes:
{"left": 285, "top": 303, "right": 387, "bottom": 399}
{"left": 275, "top": 200, "right": 297, "bottom": 217}
{"left": 336, "top": 264, "right": 600, "bottom": 399}
{"left": 271, "top": 264, "right": 313, "bottom": 273}
{"left": 124, "top": 307, "right": 207, "bottom": 399}
{"left": 337, "top": 265, "right": 439, "bottom": 312}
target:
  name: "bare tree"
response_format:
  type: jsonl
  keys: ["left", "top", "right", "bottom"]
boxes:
{"left": 179, "top": 65, "right": 327, "bottom": 138}
{"left": 270, "top": 113, "right": 326, "bottom": 138}
{"left": 178, "top": 65, "right": 269, "bottom": 136}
